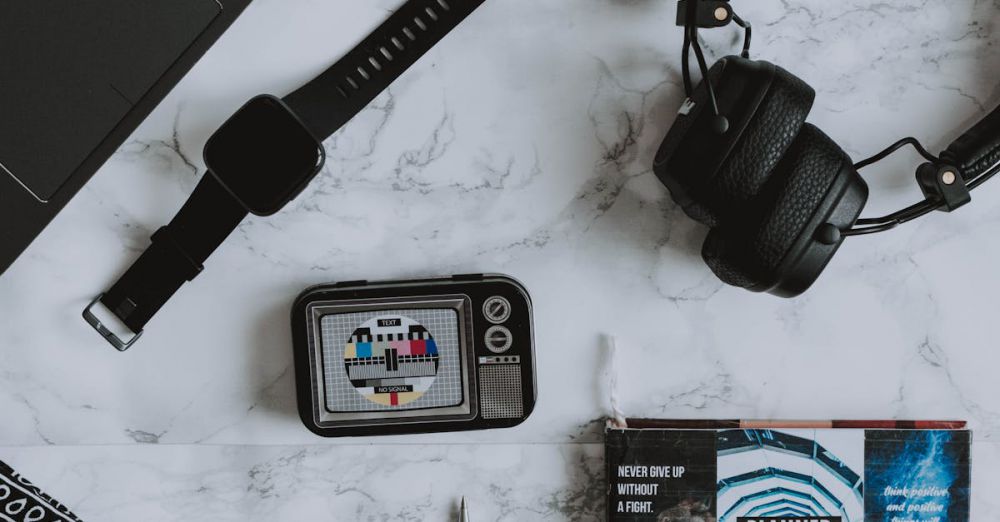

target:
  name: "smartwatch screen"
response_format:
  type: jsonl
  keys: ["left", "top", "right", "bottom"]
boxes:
{"left": 204, "top": 95, "right": 325, "bottom": 216}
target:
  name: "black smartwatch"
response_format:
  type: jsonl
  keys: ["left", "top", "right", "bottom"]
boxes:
{"left": 205, "top": 94, "right": 325, "bottom": 216}
{"left": 85, "top": 0, "right": 487, "bottom": 351}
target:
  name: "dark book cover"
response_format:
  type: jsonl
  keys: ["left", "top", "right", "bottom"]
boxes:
{"left": 606, "top": 429, "right": 718, "bottom": 521}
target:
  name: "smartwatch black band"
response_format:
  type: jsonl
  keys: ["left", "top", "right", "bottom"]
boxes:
{"left": 85, "top": 0, "right": 486, "bottom": 351}
{"left": 85, "top": 175, "right": 247, "bottom": 349}
{"left": 285, "top": 0, "right": 487, "bottom": 140}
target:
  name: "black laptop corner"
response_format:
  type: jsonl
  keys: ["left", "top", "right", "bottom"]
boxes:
{"left": 0, "top": 0, "right": 251, "bottom": 274}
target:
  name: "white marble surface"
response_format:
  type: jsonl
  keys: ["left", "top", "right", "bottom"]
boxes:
{"left": 2, "top": 0, "right": 1000, "bottom": 519}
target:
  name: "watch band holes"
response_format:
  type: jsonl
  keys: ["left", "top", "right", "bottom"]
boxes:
{"left": 345, "top": 0, "right": 460, "bottom": 89}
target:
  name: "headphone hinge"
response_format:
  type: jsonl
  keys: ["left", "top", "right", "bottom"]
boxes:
{"left": 676, "top": 0, "right": 733, "bottom": 28}
{"left": 916, "top": 162, "right": 972, "bottom": 212}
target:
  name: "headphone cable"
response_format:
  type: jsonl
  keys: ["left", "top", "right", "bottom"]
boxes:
{"left": 679, "top": 2, "right": 752, "bottom": 134}
{"left": 844, "top": 140, "right": 1000, "bottom": 237}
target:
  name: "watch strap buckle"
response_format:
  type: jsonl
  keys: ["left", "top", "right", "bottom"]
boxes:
{"left": 82, "top": 294, "right": 144, "bottom": 352}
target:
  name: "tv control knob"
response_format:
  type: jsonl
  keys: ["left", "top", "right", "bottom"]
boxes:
{"left": 482, "top": 296, "right": 512, "bottom": 324}
{"left": 484, "top": 326, "right": 513, "bottom": 353}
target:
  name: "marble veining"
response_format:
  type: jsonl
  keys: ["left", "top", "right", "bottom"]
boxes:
{"left": 1, "top": 0, "right": 999, "bottom": 519}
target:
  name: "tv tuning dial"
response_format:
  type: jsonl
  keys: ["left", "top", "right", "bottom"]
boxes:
{"left": 483, "top": 296, "right": 511, "bottom": 324}
{"left": 484, "top": 325, "right": 513, "bottom": 353}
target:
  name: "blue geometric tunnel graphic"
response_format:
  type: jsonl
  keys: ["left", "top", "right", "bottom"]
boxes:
{"left": 717, "top": 429, "right": 864, "bottom": 522}
{"left": 720, "top": 486, "right": 832, "bottom": 519}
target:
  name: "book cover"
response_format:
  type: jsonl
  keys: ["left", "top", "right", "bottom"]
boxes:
{"left": 606, "top": 422, "right": 971, "bottom": 522}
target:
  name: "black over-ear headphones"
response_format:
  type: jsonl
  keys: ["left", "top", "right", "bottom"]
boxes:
{"left": 654, "top": 0, "right": 1000, "bottom": 297}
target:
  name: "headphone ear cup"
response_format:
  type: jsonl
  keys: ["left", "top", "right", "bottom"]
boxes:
{"left": 701, "top": 124, "right": 867, "bottom": 293}
{"left": 702, "top": 227, "right": 757, "bottom": 288}
{"left": 655, "top": 57, "right": 815, "bottom": 227}
{"left": 707, "top": 64, "right": 814, "bottom": 220}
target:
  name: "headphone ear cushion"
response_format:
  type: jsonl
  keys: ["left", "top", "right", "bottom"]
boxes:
{"left": 707, "top": 65, "right": 814, "bottom": 219}
{"left": 702, "top": 124, "right": 856, "bottom": 289}
{"left": 655, "top": 57, "right": 815, "bottom": 227}
{"left": 702, "top": 227, "right": 757, "bottom": 288}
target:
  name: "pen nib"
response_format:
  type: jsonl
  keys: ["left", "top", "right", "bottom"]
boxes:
{"left": 460, "top": 496, "right": 470, "bottom": 522}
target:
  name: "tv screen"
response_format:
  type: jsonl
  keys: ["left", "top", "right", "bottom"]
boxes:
{"left": 320, "top": 308, "right": 465, "bottom": 413}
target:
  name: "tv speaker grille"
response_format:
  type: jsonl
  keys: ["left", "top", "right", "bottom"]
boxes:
{"left": 479, "top": 364, "right": 523, "bottom": 420}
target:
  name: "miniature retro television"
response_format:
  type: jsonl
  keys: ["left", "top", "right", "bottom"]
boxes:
{"left": 291, "top": 274, "right": 536, "bottom": 437}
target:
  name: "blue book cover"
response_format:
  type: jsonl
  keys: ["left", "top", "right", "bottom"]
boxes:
{"left": 865, "top": 430, "right": 971, "bottom": 521}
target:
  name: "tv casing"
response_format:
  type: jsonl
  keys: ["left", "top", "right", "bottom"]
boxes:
{"left": 292, "top": 274, "right": 537, "bottom": 438}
